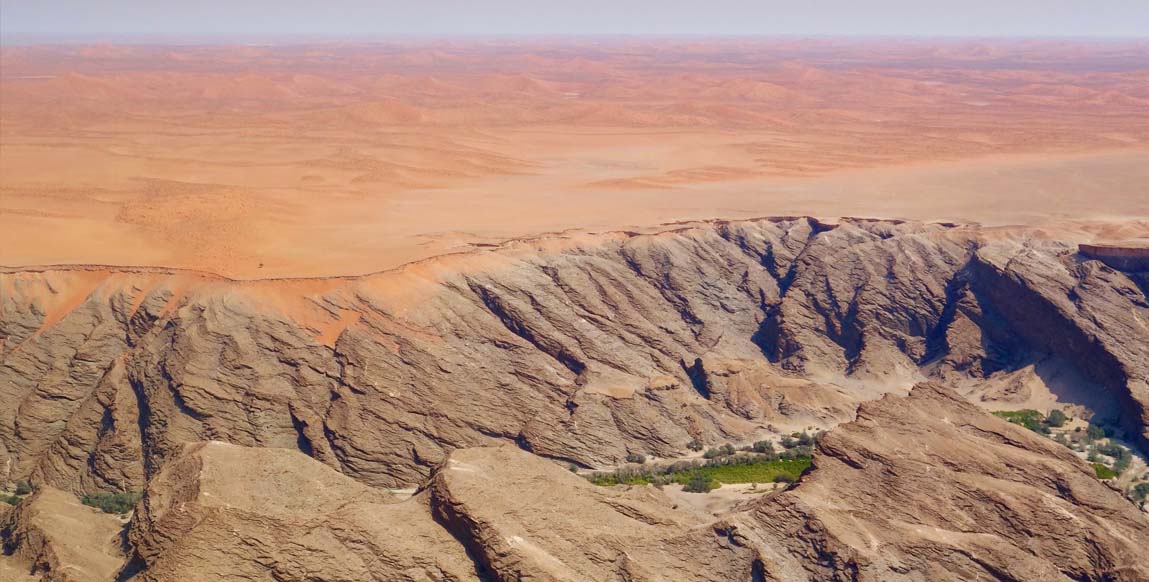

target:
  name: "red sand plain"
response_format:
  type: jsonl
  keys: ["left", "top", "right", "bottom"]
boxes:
{"left": 2, "top": 39, "right": 1148, "bottom": 278}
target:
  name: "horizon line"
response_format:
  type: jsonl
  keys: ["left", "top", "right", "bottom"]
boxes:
{"left": 4, "top": 32, "right": 1149, "bottom": 47}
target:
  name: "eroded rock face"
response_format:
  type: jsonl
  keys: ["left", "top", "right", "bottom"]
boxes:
{"left": 2, "top": 218, "right": 1148, "bottom": 494}
{"left": 739, "top": 384, "right": 1149, "bottom": 581}
{"left": 429, "top": 446, "right": 758, "bottom": 581}
{"left": 114, "top": 441, "right": 759, "bottom": 582}
{"left": 8, "top": 385, "right": 1147, "bottom": 582}
{"left": 124, "top": 441, "right": 478, "bottom": 582}
{"left": 0, "top": 487, "right": 126, "bottom": 582}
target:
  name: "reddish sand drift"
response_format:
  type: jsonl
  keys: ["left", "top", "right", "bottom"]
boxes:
{"left": 2, "top": 39, "right": 1148, "bottom": 278}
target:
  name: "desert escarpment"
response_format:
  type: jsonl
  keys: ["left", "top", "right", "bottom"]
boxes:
{"left": 1080, "top": 241, "right": 1149, "bottom": 271}
{"left": 2, "top": 217, "right": 1148, "bottom": 496}
{"left": 6, "top": 384, "right": 1147, "bottom": 581}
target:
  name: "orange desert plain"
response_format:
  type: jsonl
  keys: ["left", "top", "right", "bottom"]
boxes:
{"left": 2, "top": 39, "right": 1149, "bottom": 278}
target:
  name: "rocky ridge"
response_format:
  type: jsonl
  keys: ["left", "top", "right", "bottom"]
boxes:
{"left": 5, "top": 384, "right": 1148, "bottom": 581}
{"left": 2, "top": 217, "right": 1148, "bottom": 496}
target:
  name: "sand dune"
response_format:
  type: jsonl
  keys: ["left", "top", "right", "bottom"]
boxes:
{"left": 2, "top": 39, "right": 1148, "bottom": 278}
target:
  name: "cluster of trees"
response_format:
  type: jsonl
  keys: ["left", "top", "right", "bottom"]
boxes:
{"left": 587, "top": 447, "right": 812, "bottom": 489}
{"left": 993, "top": 409, "right": 1067, "bottom": 434}
{"left": 80, "top": 491, "right": 141, "bottom": 515}
{"left": 1, "top": 481, "right": 34, "bottom": 506}
{"left": 1132, "top": 483, "right": 1149, "bottom": 505}
{"left": 702, "top": 432, "right": 816, "bottom": 460}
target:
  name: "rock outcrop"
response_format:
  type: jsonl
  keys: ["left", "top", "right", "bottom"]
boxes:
{"left": 123, "top": 441, "right": 478, "bottom": 582}
{"left": 429, "top": 446, "right": 757, "bottom": 581}
{"left": 1080, "top": 241, "right": 1149, "bottom": 271}
{"left": 0, "top": 487, "right": 126, "bottom": 582}
{"left": 740, "top": 383, "right": 1149, "bottom": 581}
{"left": 6, "top": 384, "right": 1147, "bottom": 581}
{"left": 3, "top": 218, "right": 1148, "bottom": 495}
{"left": 119, "top": 441, "right": 763, "bottom": 582}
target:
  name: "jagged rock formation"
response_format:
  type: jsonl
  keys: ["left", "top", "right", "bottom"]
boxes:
{"left": 429, "top": 446, "right": 758, "bottom": 581}
{"left": 116, "top": 442, "right": 758, "bottom": 582}
{"left": 5, "top": 385, "right": 1147, "bottom": 581}
{"left": 739, "top": 384, "right": 1149, "bottom": 581}
{"left": 123, "top": 442, "right": 477, "bottom": 582}
{"left": 0, "top": 487, "right": 126, "bottom": 582}
{"left": 2, "top": 218, "right": 1148, "bottom": 496}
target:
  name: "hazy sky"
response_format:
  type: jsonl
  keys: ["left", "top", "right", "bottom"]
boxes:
{"left": 2, "top": 0, "right": 1148, "bottom": 40}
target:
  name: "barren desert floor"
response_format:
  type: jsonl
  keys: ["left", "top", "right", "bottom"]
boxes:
{"left": 2, "top": 39, "right": 1148, "bottom": 278}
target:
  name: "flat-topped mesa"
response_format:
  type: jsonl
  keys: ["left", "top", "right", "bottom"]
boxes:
{"left": 1080, "top": 241, "right": 1149, "bottom": 271}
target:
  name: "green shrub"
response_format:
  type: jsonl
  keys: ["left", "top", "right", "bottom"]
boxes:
{"left": 993, "top": 410, "right": 1047, "bottom": 433}
{"left": 1115, "top": 455, "right": 1132, "bottom": 475}
{"left": 682, "top": 473, "right": 716, "bottom": 493}
{"left": 625, "top": 452, "right": 647, "bottom": 465}
{"left": 1086, "top": 424, "right": 1106, "bottom": 442}
{"left": 752, "top": 440, "right": 775, "bottom": 454}
{"left": 1097, "top": 442, "right": 1129, "bottom": 459}
{"left": 1, "top": 495, "right": 21, "bottom": 506}
{"left": 1046, "top": 409, "right": 1068, "bottom": 428}
{"left": 80, "top": 491, "right": 141, "bottom": 515}
{"left": 702, "top": 444, "right": 736, "bottom": 460}
{"left": 1093, "top": 463, "right": 1118, "bottom": 480}
{"left": 13, "top": 481, "right": 33, "bottom": 496}
{"left": 1133, "top": 483, "right": 1149, "bottom": 502}
{"left": 686, "top": 439, "right": 704, "bottom": 452}
{"left": 780, "top": 436, "right": 797, "bottom": 449}
{"left": 797, "top": 432, "right": 814, "bottom": 446}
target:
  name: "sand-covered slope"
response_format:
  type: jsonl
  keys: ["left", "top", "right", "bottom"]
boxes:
{"left": 3, "top": 40, "right": 1148, "bottom": 278}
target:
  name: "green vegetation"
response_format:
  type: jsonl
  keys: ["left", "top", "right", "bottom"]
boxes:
{"left": 682, "top": 473, "right": 716, "bottom": 493}
{"left": 993, "top": 409, "right": 1050, "bottom": 434}
{"left": 625, "top": 452, "right": 647, "bottom": 464}
{"left": 1046, "top": 409, "right": 1068, "bottom": 428}
{"left": 80, "top": 491, "right": 141, "bottom": 515}
{"left": 587, "top": 453, "right": 811, "bottom": 492}
{"left": 1133, "top": 483, "right": 1149, "bottom": 503}
{"left": 1093, "top": 463, "right": 1118, "bottom": 480}
{"left": 702, "top": 443, "right": 737, "bottom": 459}
{"left": 1097, "top": 442, "right": 1133, "bottom": 475}
{"left": 1, "top": 481, "right": 33, "bottom": 506}
{"left": 750, "top": 440, "right": 775, "bottom": 454}
{"left": 1086, "top": 423, "right": 1106, "bottom": 442}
